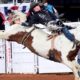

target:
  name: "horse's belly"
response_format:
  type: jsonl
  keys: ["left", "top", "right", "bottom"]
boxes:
{"left": 32, "top": 34, "right": 51, "bottom": 58}
{"left": 32, "top": 40, "right": 51, "bottom": 58}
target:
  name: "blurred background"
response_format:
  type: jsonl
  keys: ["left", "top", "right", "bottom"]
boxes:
{"left": 0, "top": 0, "right": 80, "bottom": 21}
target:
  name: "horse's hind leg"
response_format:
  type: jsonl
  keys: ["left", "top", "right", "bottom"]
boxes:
{"left": 71, "top": 60, "right": 80, "bottom": 80}
{"left": 75, "top": 62, "right": 80, "bottom": 80}
{"left": 63, "top": 60, "right": 80, "bottom": 80}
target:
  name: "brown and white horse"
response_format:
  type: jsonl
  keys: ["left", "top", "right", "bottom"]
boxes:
{"left": 0, "top": 23, "right": 80, "bottom": 80}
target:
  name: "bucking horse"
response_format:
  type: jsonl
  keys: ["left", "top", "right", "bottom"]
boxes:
{"left": 1, "top": 11, "right": 80, "bottom": 80}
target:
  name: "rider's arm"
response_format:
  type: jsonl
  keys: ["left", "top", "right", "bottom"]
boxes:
{"left": 22, "top": 14, "right": 38, "bottom": 27}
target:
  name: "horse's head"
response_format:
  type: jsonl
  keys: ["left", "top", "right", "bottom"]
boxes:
{"left": 0, "top": 24, "right": 26, "bottom": 39}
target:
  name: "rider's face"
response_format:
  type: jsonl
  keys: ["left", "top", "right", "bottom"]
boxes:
{"left": 33, "top": 5, "right": 41, "bottom": 12}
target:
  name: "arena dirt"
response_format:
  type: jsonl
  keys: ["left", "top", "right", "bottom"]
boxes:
{"left": 0, "top": 73, "right": 74, "bottom": 80}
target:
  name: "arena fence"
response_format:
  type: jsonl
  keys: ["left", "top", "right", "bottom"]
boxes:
{"left": 0, "top": 39, "right": 73, "bottom": 74}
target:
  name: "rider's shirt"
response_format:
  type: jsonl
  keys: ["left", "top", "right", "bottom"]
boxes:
{"left": 27, "top": 10, "right": 56, "bottom": 26}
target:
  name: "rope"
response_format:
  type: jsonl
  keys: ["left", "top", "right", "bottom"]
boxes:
{"left": 20, "top": 27, "right": 35, "bottom": 45}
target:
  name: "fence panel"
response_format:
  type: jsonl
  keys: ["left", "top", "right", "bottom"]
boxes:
{"left": 0, "top": 39, "right": 6, "bottom": 73}
{"left": 11, "top": 42, "right": 37, "bottom": 74}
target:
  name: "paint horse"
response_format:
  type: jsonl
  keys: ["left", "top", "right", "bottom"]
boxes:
{"left": 0, "top": 23, "right": 80, "bottom": 80}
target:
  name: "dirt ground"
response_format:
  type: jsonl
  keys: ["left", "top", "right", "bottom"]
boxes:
{"left": 0, "top": 73, "right": 74, "bottom": 80}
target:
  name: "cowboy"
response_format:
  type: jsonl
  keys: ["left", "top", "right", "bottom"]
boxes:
{"left": 7, "top": 10, "right": 15, "bottom": 25}
{"left": 22, "top": 2, "right": 80, "bottom": 46}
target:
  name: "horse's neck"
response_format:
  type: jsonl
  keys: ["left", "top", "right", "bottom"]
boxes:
{"left": 7, "top": 27, "right": 49, "bottom": 47}
{"left": 0, "top": 24, "right": 26, "bottom": 39}
{"left": 7, "top": 31, "right": 27, "bottom": 44}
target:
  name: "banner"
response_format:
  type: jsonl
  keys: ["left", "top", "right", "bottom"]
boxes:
{"left": 0, "top": 3, "right": 30, "bottom": 16}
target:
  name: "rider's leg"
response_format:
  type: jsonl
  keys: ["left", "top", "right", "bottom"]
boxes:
{"left": 61, "top": 27, "right": 75, "bottom": 41}
{"left": 61, "top": 27, "right": 80, "bottom": 46}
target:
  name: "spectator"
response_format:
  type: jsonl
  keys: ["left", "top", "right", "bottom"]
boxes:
{"left": 43, "top": 2, "right": 59, "bottom": 19}
{"left": 7, "top": 10, "right": 15, "bottom": 25}
{"left": 0, "top": 12, "right": 5, "bottom": 30}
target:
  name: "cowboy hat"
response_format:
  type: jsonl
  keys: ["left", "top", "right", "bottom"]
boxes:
{"left": 30, "top": 2, "right": 39, "bottom": 11}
